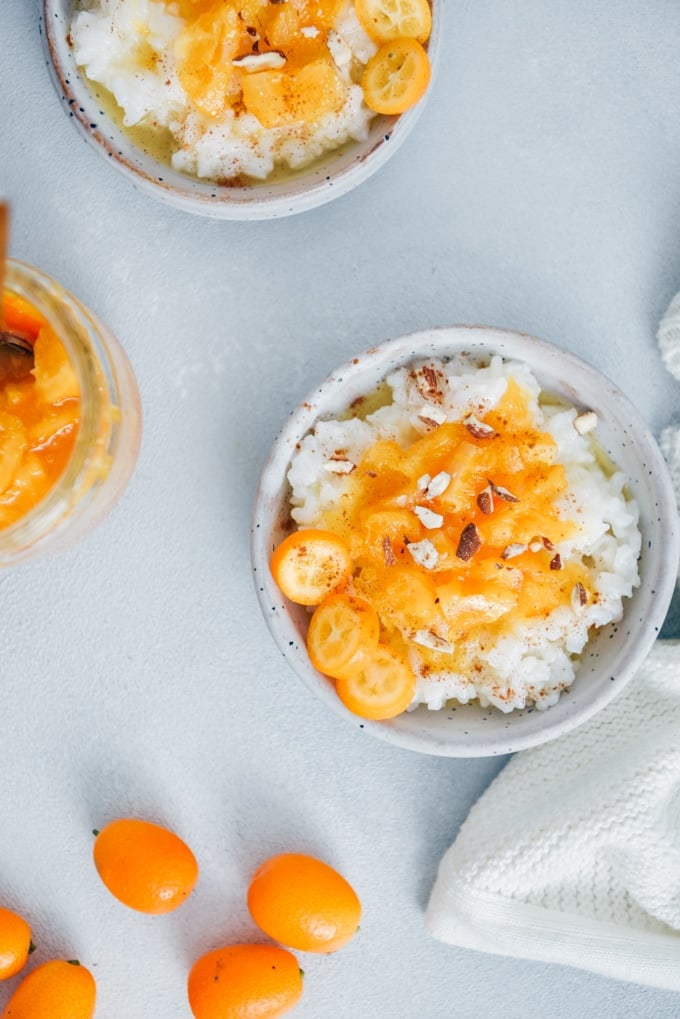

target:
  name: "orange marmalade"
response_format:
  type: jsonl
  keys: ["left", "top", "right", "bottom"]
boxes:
{"left": 172, "top": 0, "right": 432, "bottom": 125}
{"left": 174, "top": 0, "right": 350, "bottom": 126}
{"left": 314, "top": 378, "right": 591, "bottom": 653}
{"left": 0, "top": 293, "right": 79, "bottom": 529}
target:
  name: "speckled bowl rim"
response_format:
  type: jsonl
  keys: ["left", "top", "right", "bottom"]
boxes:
{"left": 251, "top": 326, "right": 680, "bottom": 757}
{"left": 41, "top": 0, "right": 442, "bottom": 220}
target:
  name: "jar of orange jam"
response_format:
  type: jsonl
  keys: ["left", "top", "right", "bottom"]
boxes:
{"left": 0, "top": 258, "right": 141, "bottom": 564}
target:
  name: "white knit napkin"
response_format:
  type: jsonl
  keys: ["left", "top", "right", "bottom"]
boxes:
{"left": 659, "top": 292, "right": 680, "bottom": 507}
{"left": 426, "top": 300, "right": 680, "bottom": 991}
{"left": 426, "top": 641, "right": 680, "bottom": 991}
{"left": 658, "top": 290, "right": 680, "bottom": 383}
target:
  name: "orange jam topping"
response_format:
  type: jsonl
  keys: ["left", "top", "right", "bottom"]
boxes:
{"left": 312, "top": 378, "right": 591, "bottom": 676}
{"left": 0, "top": 293, "right": 80, "bottom": 529}
{"left": 174, "top": 0, "right": 347, "bottom": 124}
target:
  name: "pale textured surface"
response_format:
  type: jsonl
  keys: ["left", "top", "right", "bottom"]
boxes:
{"left": 2, "top": 1, "right": 680, "bottom": 1017}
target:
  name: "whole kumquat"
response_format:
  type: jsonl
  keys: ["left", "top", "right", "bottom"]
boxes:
{"left": 247, "top": 852, "right": 361, "bottom": 953}
{"left": 93, "top": 817, "right": 198, "bottom": 914}
{"left": 187, "top": 943, "right": 303, "bottom": 1019}
{"left": 0, "top": 959, "right": 96, "bottom": 1019}
{"left": 0, "top": 908, "right": 31, "bottom": 981}
{"left": 270, "top": 529, "right": 353, "bottom": 605}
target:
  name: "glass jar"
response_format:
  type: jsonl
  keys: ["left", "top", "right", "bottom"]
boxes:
{"left": 0, "top": 258, "right": 142, "bottom": 564}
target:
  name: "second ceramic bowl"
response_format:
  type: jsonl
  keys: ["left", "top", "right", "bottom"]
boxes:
{"left": 251, "top": 326, "right": 679, "bottom": 757}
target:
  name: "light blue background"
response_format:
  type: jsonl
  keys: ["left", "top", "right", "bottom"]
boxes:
{"left": 1, "top": 2, "right": 679, "bottom": 1016}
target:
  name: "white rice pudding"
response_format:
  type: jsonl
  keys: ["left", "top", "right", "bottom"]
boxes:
{"left": 70, "top": 0, "right": 378, "bottom": 182}
{"left": 288, "top": 355, "right": 642, "bottom": 713}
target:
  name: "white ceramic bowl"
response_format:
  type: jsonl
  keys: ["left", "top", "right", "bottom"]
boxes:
{"left": 41, "top": 1, "right": 441, "bottom": 220}
{"left": 251, "top": 326, "right": 680, "bottom": 757}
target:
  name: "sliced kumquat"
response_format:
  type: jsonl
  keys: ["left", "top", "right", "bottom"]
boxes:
{"left": 361, "top": 37, "right": 431, "bottom": 115}
{"left": 335, "top": 644, "right": 416, "bottom": 719}
{"left": 307, "top": 592, "right": 380, "bottom": 679}
{"left": 354, "top": 0, "right": 432, "bottom": 44}
{"left": 270, "top": 528, "right": 353, "bottom": 605}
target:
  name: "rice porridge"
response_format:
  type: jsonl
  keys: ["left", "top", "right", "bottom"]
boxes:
{"left": 280, "top": 355, "right": 641, "bottom": 716}
{"left": 69, "top": 0, "right": 432, "bottom": 183}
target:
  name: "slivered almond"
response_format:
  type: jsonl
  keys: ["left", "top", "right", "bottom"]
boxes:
{"left": 414, "top": 505, "right": 443, "bottom": 529}
{"left": 412, "top": 630, "right": 454, "bottom": 654}
{"left": 426, "top": 471, "right": 451, "bottom": 498}
{"left": 407, "top": 539, "right": 439, "bottom": 569}
{"left": 476, "top": 485, "right": 494, "bottom": 515}
{"left": 489, "top": 481, "right": 519, "bottom": 503}
{"left": 573, "top": 411, "right": 598, "bottom": 435}
{"left": 414, "top": 364, "right": 446, "bottom": 402}
{"left": 456, "top": 523, "right": 481, "bottom": 562}
{"left": 232, "top": 50, "right": 286, "bottom": 70}
{"left": 418, "top": 415, "right": 442, "bottom": 431}
{"left": 327, "top": 28, "right": 352, "bottom": 67}
{"left": 417, "top": 404, "right": 447, "bottom": 425}
{"left": 323, "top": 456, "right": 355, "bottom": 474}
{"left": 501, "top": 542, "right": 527, "bottom": 560}
{"left": 464, "top": 414, "right": 496, "bottom": 439}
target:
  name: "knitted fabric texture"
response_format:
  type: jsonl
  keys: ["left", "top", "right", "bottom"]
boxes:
{"left": 427, "top": 298, "right": 680, "bottom": 990}
{"left": 658, "top": 291, "right": 680, "bottom": 559}
{"left": 426, "top": 642, "right": 680, "bottom": 990}
{"left": 658, "top": 290, "right": 680, "bottom": 382}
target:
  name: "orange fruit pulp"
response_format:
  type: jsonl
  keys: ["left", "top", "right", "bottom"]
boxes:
{"left": 247, "top": 852, "right": 361, "bottom": 953}
{"left": 175, "top": 0, "right": 347, "bottom": 125}
{"left": 0, "top": 291, "right": 80, "bottom": 529}
{"left": 0, "top": 960, "right": 96, "bottom": 1019}
{"left": 188, "top": 943, "right": 302, "bottom": 1019}
{"left": 93, "top": 818, "right": 198, "bottom": 914}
